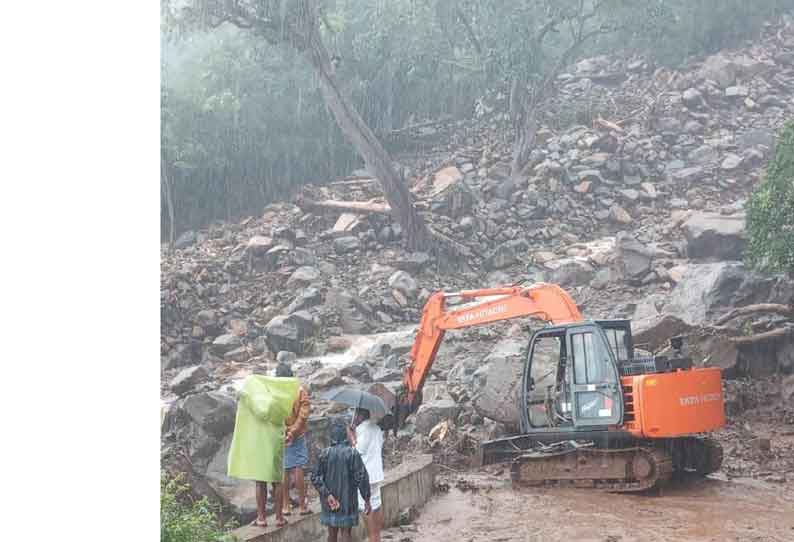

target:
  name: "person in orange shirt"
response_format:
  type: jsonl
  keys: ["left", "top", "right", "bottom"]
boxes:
{"left": 276, "top": 363, "right": 312, "bottom": 516}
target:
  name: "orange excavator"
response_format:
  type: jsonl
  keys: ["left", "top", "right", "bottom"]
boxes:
{"left": 375, "top": 282, "right": 725, "bottom": 491}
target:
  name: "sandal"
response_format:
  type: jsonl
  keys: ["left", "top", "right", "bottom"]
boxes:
{"left": 275, "top": 518, "right": 288, "bottom": 528}
{"left": 299, "top": 509, "right": 312, "bottom": 516}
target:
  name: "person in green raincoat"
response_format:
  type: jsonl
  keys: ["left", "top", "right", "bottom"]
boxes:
{"left": 228, "top": 373, "right": 299, "bottom": 528}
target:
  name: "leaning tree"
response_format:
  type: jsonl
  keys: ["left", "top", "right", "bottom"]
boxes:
{"left": 170, "top": 0, "right": 430, "bottom": 249}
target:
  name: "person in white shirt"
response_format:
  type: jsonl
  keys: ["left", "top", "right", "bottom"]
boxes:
{"left": 348, "top": 408, "right": 384, "bottom": 542}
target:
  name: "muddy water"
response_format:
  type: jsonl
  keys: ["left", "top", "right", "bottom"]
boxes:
{"left": 386, "top": 474, "right": 794, "bottom": 542}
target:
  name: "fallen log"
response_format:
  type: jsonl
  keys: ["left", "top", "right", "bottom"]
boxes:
{"left": 297, "top": 197, "right": 392, "bottom": 216}
{"left": 715, "top": 304, "right": 794, "bottom": 326}
{"left": 730, "top": 326, "right": 794, "bottom": 345}
{"left": 594, "top": 117, "right": 625, "bottom": 133}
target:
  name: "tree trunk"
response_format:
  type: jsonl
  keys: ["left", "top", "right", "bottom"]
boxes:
{"left": 301, "top": 15, "right": 430, "bottom": 249}
{"left": 162, "top": 169, "right": 176, "bottom": 249}
{"left": 510, "top": 107, "right": 538, "bottom": 180}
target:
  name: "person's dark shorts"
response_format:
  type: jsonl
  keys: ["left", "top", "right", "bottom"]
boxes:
{"left": 284, "top": 434, "right": 309, "bottom": 470}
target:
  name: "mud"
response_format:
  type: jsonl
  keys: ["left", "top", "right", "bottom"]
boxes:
{"left": 384, "top": 473, "right": 794, "bottom": 542}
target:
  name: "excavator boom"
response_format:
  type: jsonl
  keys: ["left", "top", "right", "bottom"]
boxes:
{"left": 393, "top": 283, "right": 582, "bottom": 422}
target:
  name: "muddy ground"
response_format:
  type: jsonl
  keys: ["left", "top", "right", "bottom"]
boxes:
{"left": 384, "top": 473, "right": 794, "bottom": 542}
{"left": 381, "top": 380, "right": 794, "bottom": 542}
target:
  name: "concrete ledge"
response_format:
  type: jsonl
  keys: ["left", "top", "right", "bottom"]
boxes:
{"left": 230, "top": 454, "right": 435, "bottom": 542}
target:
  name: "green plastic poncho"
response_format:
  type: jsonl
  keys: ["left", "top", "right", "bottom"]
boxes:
{"left": 227, "top": 375, "right": 300, "bottom": 482}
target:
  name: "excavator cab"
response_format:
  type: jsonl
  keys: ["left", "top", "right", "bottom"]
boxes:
{"left": 521, "top": 322, "right": 625, "bottom": 433}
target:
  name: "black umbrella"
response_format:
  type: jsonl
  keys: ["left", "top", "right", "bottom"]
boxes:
{"left": 321, "top": 387, "right": 388, "bottom": 419}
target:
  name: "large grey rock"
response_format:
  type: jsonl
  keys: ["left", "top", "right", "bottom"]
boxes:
{"left": 721, "top": 153, "right": 744, "bottom": 171}
{"left": 699, "top": 54, "right": 737, "bottom": 88}
{"left": 388, "top": 270, "right": 418, "bottom": 299}
{"left": 287, "top": 266, "right": 321, "bottom": 286}
{"left": 485, "top": 239, "right": 529, "bottom": 270}
{"left": 682, "top": 88, "right": 703, "bottom": 107}
{"left": 162, "top": 341, "right": 202, "bottom": 370}
{"left": 286, "top": 287, "right": 323, "bottom": 314}
{"left": 290, "top": 247, "right": 316, "bottom": 266}
{"left": 671, "top": 166, "right": 705, "bottom": 182}
{"left": 211, "top": 334, "right": 242, "bottom": 355}
{"left": 545, "top": 258, "right": 595, "bottom": 286}
{"left": 472, "top": 339, "right": 525, "bottom": 426}
{"left": 325, "top": 289, "right": 373, "bottom": 334}
{"left": 665, "top": 263, "right": 794, "bottom": 326}
{"left": 170, "top": 365, "right": 209, "bottom": 395}
{"left": 682, "top": 212, "right": 746, "bottom": 260}
{"left": 414, "top": 399, "right": 461, "bottom": 434}
{"left": 334, "top": 236, "right": 360, "bottom": 254}
{"left": 615, "top": 233, "right": 652, "bottom": 282}
{"left": 307, "top": 367, "right": 343, "bottom": 391}
{"left": 632, "top": 315, "right": 693, "bottom": 353}
{"left": 689, "top": 145, "right": 719, "bottom": 165}
{"left": 391, "top": 252, "right": 431, "bottom": 273}
{"left": 263, "top": 312, "right": 315, "bottom": 354}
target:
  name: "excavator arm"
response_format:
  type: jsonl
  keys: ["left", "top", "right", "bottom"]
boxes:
{"left": 376, "top": 282, "right": 583, "bottom": 432}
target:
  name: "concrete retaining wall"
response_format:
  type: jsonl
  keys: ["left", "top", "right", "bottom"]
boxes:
{"left": 229, "top": 454, "right": 435, "bottom": 542}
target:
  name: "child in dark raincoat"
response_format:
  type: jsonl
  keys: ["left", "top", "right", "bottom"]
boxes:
{"left": 311, "top": 420, "right": 371, "bottom": 542}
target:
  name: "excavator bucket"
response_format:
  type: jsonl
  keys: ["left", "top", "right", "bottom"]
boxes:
{"left": 368, "top": 383, "right": 398, "bottom": 433}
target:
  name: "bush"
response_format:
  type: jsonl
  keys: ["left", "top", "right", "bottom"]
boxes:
{"left": 161, "top": 472, "right": 234, "bottom": 542}
{"left": 746, "top": 122, "right": 794, "bottom": 274}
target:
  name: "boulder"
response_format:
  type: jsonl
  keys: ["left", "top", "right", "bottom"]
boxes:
{"left": 325, "top": 289, "right": 373, "bottom": 334}
{"left": 782, "top": 375, "right": 794, "bottom": 404}
{"left": 609, "top": 205, "right": 632, "bottom": 224}
{"left": 414, "top": 399, "right": 460, "bottom": 434}
{"left": 689, "top": 145, "right": 719, "bottom": 165}
{"left": 682, "top": 88, "right": 703, "bottom": 107}
{"left": 287, "top": 266, "right": 321, "bottom": 286}
{"left": 472, "top": 339, "right": 525, "bottom": 426}
{"left": 721, "top": 153, "right": 744, "bottom": 171}
{"left": 339, "top": 362, "right": 372, "bottom": 383}
{"left": 632, "top": 315, "right": 693, "bottom": 353}
{"left": 545, "top": 258, "right": 595, "bottom": 286}
{"left": 334, "top": 236, "right": 360, "bottom": 254}
{"left": 485, "top": 239, "right": 529, "bottom": 270}
{"left": 180, "top": 391, "right": 237, "bottom": 462}
{"left": 388, "top": 270, "right": 418, "bottom": 299}
{"left": 307, "top": 367, "right": 344, "bottom": 391}
{"left": 162, "top": 341, "right": 202, "bottom": 371}
{"left": 699, "top": 54, "right": 737, "bottom": 88}
{"left": 664, "top": 263, "right": 794, "bottom": 326}
{"left": 392, "top": 252, "right": 432, "bottom": 273}
{"left": 211, "top": 334, "right": 242, "bottom": 355}
{"left": 246, "top": 235, "right": 274, "bottom": 255}
{"left": 615, "top": 233, "right": 653, "bottom": 282}
{"left": 263, "top": 312, "right": 315, "bottom": 354}
{"left": 671, "top": 166, "right": 705, "bottom": 182}
{"left": 290, "top": 247, "right": 316, "bottom": 266}
{"left": 286, "top": 287, "right": 323, "bottom": 314}
{"left": 682, "top": 212, "right": 746, "bottom": 260}
{"left": 170, "top": 365, "right": 209, "bottom": 395}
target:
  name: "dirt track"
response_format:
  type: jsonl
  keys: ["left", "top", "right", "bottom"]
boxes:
{"left": 384, "top": 473, "right": 794, "bottom": 542}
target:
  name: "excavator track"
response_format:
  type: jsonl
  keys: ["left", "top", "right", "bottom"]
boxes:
{"left": 510, "top": 446, "right": 673, "bottom": 492}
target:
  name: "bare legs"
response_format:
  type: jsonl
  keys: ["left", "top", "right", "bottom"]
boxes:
{"left": 363, "top": 507, "right": 383, "bottom": 542}
{"left": 254, "top": 481, "right": 268, "bottom": 526}
{"left": 253, "top": 481, "right": 286, "bottom": 527}
{"left": 282, "top": 467, "right": 308, "bottom": 514}
{"left": 327, "top": 527, "right": 352, "bottom": 542}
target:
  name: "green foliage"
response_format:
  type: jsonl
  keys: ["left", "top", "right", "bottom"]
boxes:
{"left": 746, "top": 122, "right": 794, "bottom": 274}
{"left": 610, "top": 0, "right": 792, "bottom": 65}
{"left": 161, "top": 472, "right": 234, "bottom": 542}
